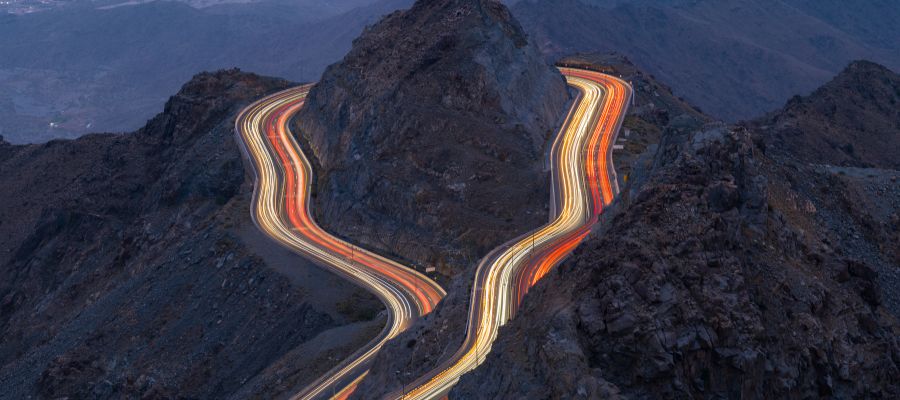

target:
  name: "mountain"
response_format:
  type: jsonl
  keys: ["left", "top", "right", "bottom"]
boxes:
{"left": 353, "top": 51, "right": 716, "bottom": 400}
{"left": 295, "top": 0, "right": 569, "bottom": 278}
{"left": 0, "top": 0, "right": 412, "bottom": 143}
{"left": 449, "top": 61, "right": 900, "bottom": 399}
{"left": 286, "top": 0, "right": 568, "bottom": 397}
{"left": 748, "top": 60, "right": 900, "bottom": 308}
{"left": 2, "top": 0, "right": 382, "bottom": 17}
{"left": 0, "top": 70, "right": 383, "bottom": 399}
{"left": 752, "top": 60, "right": 900, "bottom": 169}
{"left": 558, "top": 52, "right": 711, "bottom": 186}
{"left": 6, "top": 1, "right": 899, "bottom": 398}
{"left": 508, "top": 0, "right": 900, "bottom": 122}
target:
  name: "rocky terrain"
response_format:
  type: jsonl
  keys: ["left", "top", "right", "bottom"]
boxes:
{"left": 747, "top": 59, "right": 900, "bottom": 313}
{"left": 285, "top": 0, "right": 569, "bottom": 397}
{"left": 509, "top": 0, "right": 900, "bottom": 121}
{"left": 346, "top": 52, "right": 716, "bottom": 400}
{"left": 751, "top": 60, "right": 900, "bottom": 170}
{"left": 4, "top": 0, "right": 899, "bottom": 398}
{"left": 0, "top": 70, "right": 382, "bottom": 399}
{"left": 295, "top": 0, "right": 569, "bottom": 278}
{"left": 447, "top": 61, "right": 900, "bottom": 399}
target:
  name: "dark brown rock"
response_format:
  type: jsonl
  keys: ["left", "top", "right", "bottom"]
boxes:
{"left": 753, "top": 60, "right": 900, "bottom": 169}
{"left": 295, "top": 0, "right": 569, "bottom": 277}
{"left": 0, "top": 70, "right": 377, "bottom": 399}
{"left": 510, "top": 0, "right": 900, "bottom": 122}
{"left": 449, "top": 63, "right": 900, "bottom": 400}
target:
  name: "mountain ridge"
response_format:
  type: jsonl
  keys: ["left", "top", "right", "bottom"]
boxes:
{"left": 295, "top": 0, "right": 569, "bottom": 278}
{"left": 752, "top": 59, "right": 900, "bottom": 169}
{"left": 449, "top": 59, "right": 900, "bottom": 399}
{"left": 0, "top": 69, "right": 383, "bottom": 399}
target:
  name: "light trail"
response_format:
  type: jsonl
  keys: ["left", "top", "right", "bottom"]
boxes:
{"left": 392, "top": 69, "right": 632, "bottom": 400}
{"left": 234, "top": 68, "right": 630, "bottom": 400}
{"left": 234, "top": 86, "right": 445, "bottom": 400}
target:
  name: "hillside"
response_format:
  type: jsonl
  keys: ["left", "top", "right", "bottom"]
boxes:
{"left": 0, "top": 70, "right": 382, "bottom": 399}
{"left": 751, "top": 60, "right": 900, "bottom": 169}
{"left": 347, "top": 52, "right": 714, "bottom": 399}
{"left": 295, "top": 0, "right": 569, "bottom": 279}
{"left": 450, "top": 61, "right": 900, "bottom": 399}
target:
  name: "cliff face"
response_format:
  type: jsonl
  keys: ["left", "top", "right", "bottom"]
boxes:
{"left": 295, "top": 0, "right": 569, "bottom": 275}
{"left": 450, "top": 62, "right": 900, "bottom": 399}
{"left": 0, "top": 70, "right": 380, "bottom": 399}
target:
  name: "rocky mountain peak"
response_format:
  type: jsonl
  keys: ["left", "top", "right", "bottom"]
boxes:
{"left": 295, "top": 0, "right": 569, "bottom": 273}
{"left": 139, "top": 68, "right": 289, "bottom": 145}
{"left": 301, "top": 0, "right": 565, "bottom": 165}
{"left": 756, "top": 60, "right": 900, "bottom": 169}
{"left": 838, "top": 59, "right": 896, "bottom": 79}
{"left": 783, "top": 59, "right": 900, "bottom": 113}
{"left": 346, "top": 0, "right": 530, "bottom": 77}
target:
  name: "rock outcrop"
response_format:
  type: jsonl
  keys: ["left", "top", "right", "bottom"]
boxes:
{"left": 295, "top": 0, "right": 569, "bottom": 276}
{"left": 0, "top": 70, "right": 380, "bottom": 399}
{"left": 348, "top": 52, "right": 715, "bottom": 400}
{"left": 449, "top": 61, "right": 900, "bottom": 399}
{"left": 754, "top": 60, "right": 900, "bottom": 169}
{"left": 749, "top": 60, "right": 900, "bottom": 313}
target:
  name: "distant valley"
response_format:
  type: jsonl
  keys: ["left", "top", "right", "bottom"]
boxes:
{"left": 3, "top": 0, "right": 900, "bottom": 143}
{"left": 0, "top": 0, "right": 410, "bottom": 143}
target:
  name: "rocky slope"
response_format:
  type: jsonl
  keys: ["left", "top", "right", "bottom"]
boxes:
{"left": 449, "top": 61, "right": 900, "bottom": 399}
{"left": 748, "top": 60, "right": 900, "bottom": 312}
{"left": 295, "top": 0, "right": 569, "bottom": 278}
{"left": 752, "top": 60, "right": 900, "bottom": 169}
{"left": 0, "top": 70, "right": 381, "bottom": 399}
{"left": 345, "top": 52, "right": 714, "bottom": 400}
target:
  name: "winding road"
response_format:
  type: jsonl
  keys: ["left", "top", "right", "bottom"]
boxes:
{"left": 234, "top": 68, "right": 631, "bottom": 399}
{"left": 394, "top": 68, "right": 632, "bottom": 399}
{"left": 234, "top": 86, "right": 445, "bottom": 400}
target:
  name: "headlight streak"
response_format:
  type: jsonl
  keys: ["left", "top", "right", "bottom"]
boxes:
{"left": 234, "top": 68, "right": 630, "bottom": 400}
{"left": 393, "top": 69, "right": 632, "bottom": 400}
{"left": 234, "top": 86, "right": 445, "bottom": 400}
